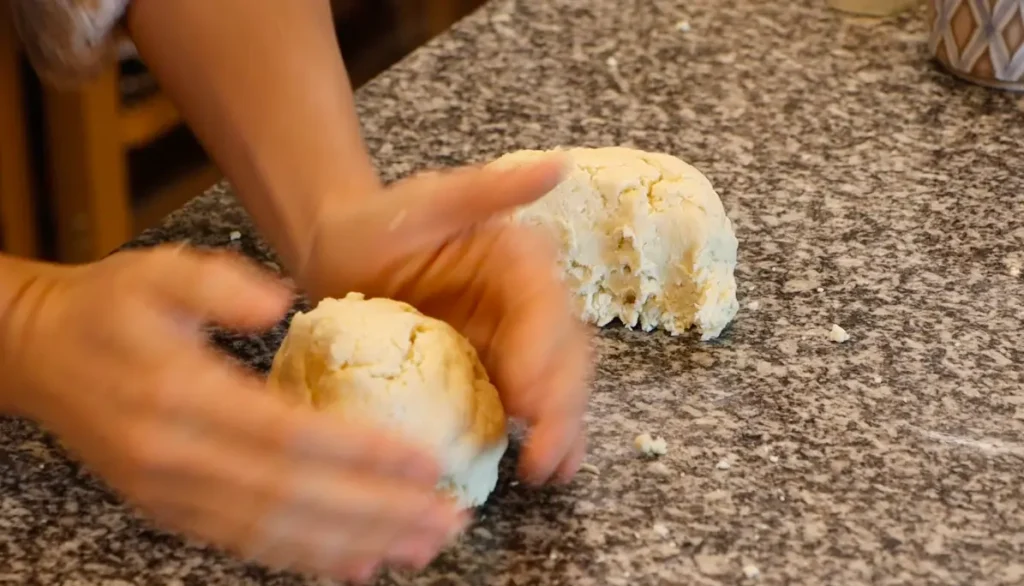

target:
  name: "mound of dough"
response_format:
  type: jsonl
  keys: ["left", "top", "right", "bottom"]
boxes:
{"left": 268, "top": 293, "right": 508, "bottom": 508}
{"left": 490, "top": 146, "right": 739, "bottom": 340}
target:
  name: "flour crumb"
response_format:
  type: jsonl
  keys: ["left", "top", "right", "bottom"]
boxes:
{"left": 816, "top": 287, "right": 824, "bottom": 293}
{"left": 473, "top": 527, "right": 494, "bottom": 539}
{"left": 648, "top": 461, "right": 672, "bottom": 477}
{"left": 828, "top": 324, "right": 850, "bottom": 343}
{"left": 653, "top": 523, "right": 670, "bottom": 537}
{"left": 747, "top": 300, "right": 761, "bottom": 310}
{"left": 574, "top": 500, "right": 597, "bottom": 515}
{"left": 634, "top": 433, "right": 668, "bottom": 456}
{"left": 549, "top": 550, "right": 559, "bottom": 560}
{"left": 1008, "top": 257, "right": 1022, "bottom": 277}
{"left": 768, "top": 455, "right": 779, "bottom": 463}
{"left": 228, "top": 231, "right": 241, "bottom": 241}
{"left": 743, "top": 564, "right": 761, "bottom": 579}
{"left": 675, "top": 20, "right": 691, "bottom": 32}
{"left": 606, "top": 56, "right": 618, "bottom": 68}
{"left": 715, "top": 458, "right": 732, "bottom": 470}
{"left": 579, "top": 462, "right": 601, "bottom": 476}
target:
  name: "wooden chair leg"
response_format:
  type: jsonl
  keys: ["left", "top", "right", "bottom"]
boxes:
{"left": 44, "top": 63, "right": 131, "bottom": 263}
{"left": 0, "top": 6, "right": 39, "bottom": 258}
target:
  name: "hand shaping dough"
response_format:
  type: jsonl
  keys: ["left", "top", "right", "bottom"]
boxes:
{"left": 490, "top": 146, "right": 739, "bottom": 340}
{"left": 268, "top": 293, "right": 508, "bottom": 508}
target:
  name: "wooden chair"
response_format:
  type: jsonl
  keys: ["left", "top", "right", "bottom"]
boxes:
{"left": 42, "top": 35, "right": 219, "bottom": 263}
{"left": 0, "top": 5, "right": 38, "bottom": 258}
{"left": 40, "top": 0, "right": 362, "bottom": 264}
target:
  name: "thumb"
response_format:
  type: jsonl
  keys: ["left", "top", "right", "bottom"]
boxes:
{"left": 345, "top": 155, "right": 568, "bottom": 254}
{"left": 140, "top": 245, "right": 292, "bottom": 331}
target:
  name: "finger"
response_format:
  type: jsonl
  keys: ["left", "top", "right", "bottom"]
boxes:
{"left": 471, "top": 227, "right": 591, "bottom": 484}
{"left": 512, "top": 323, "right": 592, "bottom": 485}
{"left": 144, "top": 415, "right": 467, "bottom": 560}
{"left": 153, "top": 345, "right": 444, "bottom": 484}
{"left": 414, "top": 155, "right": 567, "bottom": 231}
{"left": 141, "top": 245, "right": 292, "bottom": 331}
{"left": 552, "top": 426, "right": 588, "bottom": 484}
{"left": 485, "top": 227, "right": 577, "bottom": 414}
{"left": 233, "top": 482, "right": 464, "bottom": 574}
{"left": 144, "top": 352, "right": 464, "bottom": 524}
{"left": 368, "top": 155, "right": 568, "bottom": 251}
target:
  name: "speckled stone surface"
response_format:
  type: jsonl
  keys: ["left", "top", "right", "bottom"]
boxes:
{"left": 3, "top": 0, "right": 1024, "bottom": 584}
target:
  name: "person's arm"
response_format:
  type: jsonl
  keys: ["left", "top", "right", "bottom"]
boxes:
{"left": 0, "top": 254, "right": 52, "bottom": 415}
{"left": 124, "top": 0, "right": 381, "bottom": 274}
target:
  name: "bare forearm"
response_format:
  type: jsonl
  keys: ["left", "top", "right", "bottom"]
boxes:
{"left": 0, "top": 255, "right": 53, "bottom": 416}
{"left": 125, "top": 0, "right": 380, "bottom": 272}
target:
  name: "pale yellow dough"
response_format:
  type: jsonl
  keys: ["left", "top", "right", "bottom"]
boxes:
{"left": 268, "top": 293, "right": 508, "bottom": 508}
{"left": 490, "top": 146, "right": 739, "bottom": 340}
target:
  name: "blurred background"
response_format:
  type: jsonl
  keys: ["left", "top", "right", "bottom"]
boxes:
{"left": 0, "top": 0, "right": 485, "bottom": 263}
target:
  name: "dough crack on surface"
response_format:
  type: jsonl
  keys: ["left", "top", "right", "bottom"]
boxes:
{"left": 490, "top": 146, "right": 739, "bottom": 339}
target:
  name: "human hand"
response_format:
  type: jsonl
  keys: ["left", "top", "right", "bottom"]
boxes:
{"left": 297, "top": 158, "right": 594, "bottom": 486}
{"left": 0, "top": 246, "right": 468, "bottom": 582}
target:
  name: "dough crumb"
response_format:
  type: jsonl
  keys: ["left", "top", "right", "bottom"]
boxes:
{"left": 228, "top": 230, "right": 241, "bottom": 241}
{"left": 653, "top": 523, "right": 670, "bottom": 537}
{"left": 675, "top": 20, "right": 691, "bottom": 32}
{"left": 715, "top": 458, "right": 732, "bottom": 470}
{"left": 473, "top": 527, "right": 494, "bottom": 539}
{"left": 743, "top": 564, "right": 761, "bottom": 579}
{"left": 816, "top": 287, "right": 824, "bottom": 293}
{"left": 606, "top": 56, "right": 618, "bottom": 68}
{"left": 578, "top": 462, "right": 601, "bottom": 476}
{"left": 634, "top": 433, "right": 668, "bottom": 456}
{"left": 574, "top": 501, "right": 597, "bottom": 515}
{"left": 747, "top": 300, "right": 761, "bottom": 310}
{"left": 768, "top": 455, "right": 779, "bottom": 463}
{"left": 828, "top": 324, "right": 850, "bottom": 343}
{"left": 648, "top": 461, "right": 673, "bottom": 476}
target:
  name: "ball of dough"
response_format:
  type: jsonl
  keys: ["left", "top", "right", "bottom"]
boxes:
{"left": 489, "top": 146, "right": 739, "bottom": 340}
{"left": 267, "top": 292, "right": 508, "bottom": 508}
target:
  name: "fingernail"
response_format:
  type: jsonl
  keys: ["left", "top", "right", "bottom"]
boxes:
{"left": 541, "top": 153, "right": 572, "bottom": 179}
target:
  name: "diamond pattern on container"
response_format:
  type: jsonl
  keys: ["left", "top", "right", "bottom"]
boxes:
{"left": 929, "top": 0, "right": 1024, "bottom": 85}
{"left": 950, "top": 1, "right": 977, "bottom": 51}
{"left": 1001, "top": 6, "right": 1024, "bottom": 53}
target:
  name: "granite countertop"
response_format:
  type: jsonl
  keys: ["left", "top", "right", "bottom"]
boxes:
{"left": 3, "top": 0, "right": 1024, "bottom": 584}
